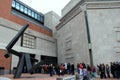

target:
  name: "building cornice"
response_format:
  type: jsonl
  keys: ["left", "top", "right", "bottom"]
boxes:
{"left": 56, "top": 0, "right": 84, "bottom": 30}
{"left": 56, "top": 0, "right": 120, "bottom": 30}
{"left": 86, "top": 1, "right": 120, "bottom": 9}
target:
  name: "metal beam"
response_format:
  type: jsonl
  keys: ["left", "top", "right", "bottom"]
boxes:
{"left": 4, "top": 24, "right": 29, "bottom": 58}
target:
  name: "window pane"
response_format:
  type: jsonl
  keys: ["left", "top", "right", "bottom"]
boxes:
{"left": 32, "top": 11, "right": 35, "bottom": 18}
{"left": 22, "top": 34, "right": 36, "bottom": 49}
{"left": 11, "top": 0, "right": 44, "bottom": 23}
{"left": 35, "top": 13, "right": 37, "bottom": 19}
{"left": 12, "top": 0, "right": 15, "bottom": 7}
{"left": 28, "top": 9, "right": 31, "bottom": 16}
{"left": 37, "top": 15, "right": 41, "bottom": 21}
{"left": 24, "top": 7, "right": 28, "bottom": 14}
{"left": 16, "top": 2, "right": 20, "bottom": 10}
{"left": 41, "top": 16, "right": 44, "bottom": 22}
{"left": 20, "top": 5, "right": 24, "bottom": 12}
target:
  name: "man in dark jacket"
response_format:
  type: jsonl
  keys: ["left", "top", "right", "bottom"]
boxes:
{"left": 71, "top": 63, "right": 74, "bottom": 75}
{"left": 49, "top": 64, "right": 53, "bottom": 77}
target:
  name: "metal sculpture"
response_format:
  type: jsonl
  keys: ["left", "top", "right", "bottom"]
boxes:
{"left": 4, "top": 24, "right": 40, "bottom": 78}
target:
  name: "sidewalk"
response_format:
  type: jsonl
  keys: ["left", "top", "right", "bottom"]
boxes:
{"left": 0, "top": 74, "right": 119, "bottom": 80}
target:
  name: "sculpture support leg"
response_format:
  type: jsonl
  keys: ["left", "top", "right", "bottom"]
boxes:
{"left": 14, "top": 54, "right": 25, "bottom": 78}
{"left": 24, "top": 53, "right": 32, "bottom": 72}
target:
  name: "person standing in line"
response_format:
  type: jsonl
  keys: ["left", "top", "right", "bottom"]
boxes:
{"left": 56, "top": 64, "right": 60, "bottom": 76}
{"left": 110, "top": 62, "right": 115, "bottom": 78}
{"left": 87, "top": 64, "right": 92, "bottom": 80}
{"left": 83, "top": 64, "right": 88, "bottom": 80}
{"left": 92, "top": 66, "right": 97, "bottom": 78}
{"left": 116, "top": 62, "right": 120, "bottom": 79}
{"left": 71, "top": 63, "right": 74, "bottom": 75}
{"left": 43, "top": 64, "right": 48, "bottom": 74}
{"left": 49, "top": 64, "right": 53, "bottom": 77}
{"left": 79, "top": 63, "right": 83, "bottom": 80}
{"left": 67, "top": 63, "right": 71, "bottom": 74}
{"left": 101, "top": 64, "right": 106, "bottom": 79}
{"left": 118, "top": 62, "right": 120, "bottom": 79}
{"left": 61, "top": 64, "right": 65, "bottom": 76}
{"left": 77, "top": 63, "right": 80, "bottom": 74}
{"left": 64, "top": 63, "right": 67, "bottom": 74}
{"left": 106, "top": 64, "right": 110, "bottom": 78}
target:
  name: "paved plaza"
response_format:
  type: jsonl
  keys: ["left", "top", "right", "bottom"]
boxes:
{"left": 0, "top": 74, "right": 119, "bottom": 80}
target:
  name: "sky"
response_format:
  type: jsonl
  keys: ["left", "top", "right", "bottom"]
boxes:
{"left": 20, "top": 0, "right": 70, "bottom": 16}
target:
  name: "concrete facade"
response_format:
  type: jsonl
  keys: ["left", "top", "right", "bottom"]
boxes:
{"left": 62, "top": 0, "right": 82, "bottom": 17}
{"left": 0, "top": 17, "right": 56, "bottom": 72}
{"left": 86, "top": 0, "right": 120, "bottom": 65}
{"left": 44, "top": 11, "right": 60, "bottom": 33}
{"left": 56, "top": 0, "right": 120, "bottom": 66}
{"left": 0, "top": 0, "right": 59, "bottom": 74}
{"left": 1, "top": 0, "right": 120, "bottom": 74}
{"left": 56, "top": 2, "right": 90, "bottom": 66}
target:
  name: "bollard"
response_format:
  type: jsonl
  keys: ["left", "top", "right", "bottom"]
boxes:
{"left": 76, "top": 74, "right": 83, "bottom": 80}
{"left": 56, "top": 75, "right": 76, "bottom": 80}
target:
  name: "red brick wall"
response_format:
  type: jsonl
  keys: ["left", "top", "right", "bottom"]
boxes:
{"left": 0, "top": 0, "right": 52, "bottom": 36}
{"left": 0, "top": 49, "right": 11, "bottom": 70}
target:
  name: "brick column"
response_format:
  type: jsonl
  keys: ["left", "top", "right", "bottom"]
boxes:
{"left": 0, "top": 49, "right": 11, "bottom": 70}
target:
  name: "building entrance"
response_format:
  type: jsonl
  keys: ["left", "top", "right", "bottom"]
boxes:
{"left": 41, "top": 55, "right": 57, "bottom": 65}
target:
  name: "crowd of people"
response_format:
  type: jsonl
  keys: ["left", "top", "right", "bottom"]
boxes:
{"left": 110, "top": 62, "right": 120, "bottom": 79}
{"left": 33, "top": 62, "right": 120, "bottom": 80}
{"left": 35, "top": 63, "right": 75, "bottom": 76}
{"left": 97, "top": 62, "right": 120, "bottom": 79}
{"left": 77, "top": 62, "right": 120, "bottom": 79}
{"left": 77, "top": 63, "right": 97, "bottom": 80}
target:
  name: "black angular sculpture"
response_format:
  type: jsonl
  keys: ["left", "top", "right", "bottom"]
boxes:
{"left": 5, "top": 24, "right": 29, "bottom": 58}
{"left": 4, "top": 24, "right": 39, "bottom": 78}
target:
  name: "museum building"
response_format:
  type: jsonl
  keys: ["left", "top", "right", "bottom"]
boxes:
{"left": 56, "top": 0, "right": 120, "bottom": 67}
{"left": 0, "top": 0, "right": 59, "bottom": 74}
{"left": 1, "top": 0, "right": 120, "bottom": 75}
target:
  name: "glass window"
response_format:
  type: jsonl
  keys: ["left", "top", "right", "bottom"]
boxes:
{"left": 12, "top": 0, "right": 15, "bottom": 7}
{"left": 24, "top": 7, "right": 28, "bottom": 14}
{"left": 35, "top": 13, "right": 37, "bottom": 19}
{"left": 32, "top": 11, "right": 35, "bottom": 18}
{"left": 11, "top": 0, "right": 44, "bottom": 24}
{"left": 28, "top": 9, "right": 31, "bottom": 16}
{"left": 21, "top": 34, "right": 36, "bottom": 49}
{"left": 20, "top": 5, "right": 24, "bottom": 12}
{"left": 41, "top": 16, "right": 44, "bottom": 22}
{"left": 37, "top": 15, "right": 41, "bottom": 21}
{"left": 16, "top": 2, "right": 20, "bottom": 10}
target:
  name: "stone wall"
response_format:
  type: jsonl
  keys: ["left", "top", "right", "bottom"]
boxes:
{"left": 86, "top": 1, "right": 120, "bottom": 65}
{"left": 57, "top": 10, "right": 90, "bottom": 66}
{"left": 57, "top": 0, "right": 120, "bottom": 66}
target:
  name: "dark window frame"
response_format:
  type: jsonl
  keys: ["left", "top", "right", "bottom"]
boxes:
{"left": 12, "top": 0, "right": 44, "bottom": 24}
{"left": 21, "top": 34, "right": 36, "bottom": 49}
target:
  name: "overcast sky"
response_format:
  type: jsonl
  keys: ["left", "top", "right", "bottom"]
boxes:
{"left": 20, "top": 0, "right": 70, "bottom": 16}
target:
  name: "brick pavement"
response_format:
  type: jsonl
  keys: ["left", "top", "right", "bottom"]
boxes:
{"left": 0, "top": 74, "right": 119, "bottom": 80}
